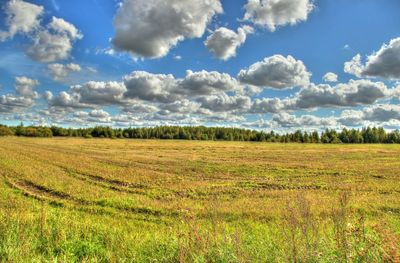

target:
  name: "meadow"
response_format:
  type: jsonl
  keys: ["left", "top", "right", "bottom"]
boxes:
{"left": 0, "top": 137, "right": 399, "bottom": 262}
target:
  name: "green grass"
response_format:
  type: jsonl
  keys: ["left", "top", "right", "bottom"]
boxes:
{"left": 0, "top": 137, "right": 399, "bottom": 262}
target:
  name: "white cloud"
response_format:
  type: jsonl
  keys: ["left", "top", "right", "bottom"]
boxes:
{"left": 27, "top": 17, "right": 83, "bottom": 62}
{"left": 73, "top": 111, "right": 89, "bottom": 118}
{"left": 204, "top": 26, "right": 253, "bottom": 60}
{"left": 71, "top": 81, "right": 126, "bottom": 105}
{"left": 0, "top": 0, "right": 44, "bottom": 41}
{"left": 67, "top": 109, "right": 113, "bottom": 124}
{"left": 112, "top": 0, "right": 223, "bottom": 59}
{"left": 344, "top": 38, "right": 400, "bottom": 80}
{"left": 43, "top": 91, "right": 53, "bottom": 101}
{"left": 272, "top": 112, "right": 337, "bottom": 129}
{"left": 292, "top": 79, "right": 390, "bottom": 109}
{"left": 122, "top": 104, "right": 159, "bottom": 114}
{"left": 48, "top": 63, "right": 82, "bottom": 82}
{"left": 250, "top": 98, "right": 285, "bottom": 113}
{"left": 158, "top": 99, "right": 201, "bottom": 115}
{"left": 338, "top": 109, "right": 365, "bottom": 127}
{"left": 42, "top": 68, "right": 249, "bottom": 125}
{"left": 340, "top": 105, "right": 400, "bottom": 124}
{"left": 0, "top": 76, "right": 40, "bottom": 113}
{"left": 48, "top": 16, "right": 81, "bottom": 39}
{"left": 197, "top": 94, "right": 251, "bottom": 112}
{"left": 123, "top": 70, "right": 240, "bottom": 103}
{"left": 123, "top": 71, "right": 177, "bottom": 103}
{"left": 344, "top": 54, "right": 363, "bottom": 77}
{"left": 178, "top": 70, "right": 240, "bottom": 96}
{"left": 247, "top": 79, "right": 392, "bottom": 114}
{"left": 14, "top": 76, "right": 39, "bottom": 98}
{"left": 0, "top": 1, "right": 82, "bottom": 63}
{"left": 363, "top": 38, "right": 400, "bottom": 79}
{"left": 362, "top": 105, "right": 400, "bottom": 122}
{"left": 89, "top": 109, "right": 110, "bottom": 119}
{"left": 322, "top": 72, "right": 338, "bottom": 83}
{"left": 0, "top": 94, "right": 35, "bottom": 113}
{"left": 243, "top": 0, "right": 314, "bottom": 31}
{"left": 46, "top": 91, "right": 87, "bottom": 109}
{"left": 238, "top": 55, "right": 311, "bottom": 89}
{"left": 47, "top": 81, "right": 126, "bottom": 109}
{"left": 240, "top": 85, "right": 263, "bottom": 96}
{"left": 34, "top": 60, "right": 400, "bottom": 129}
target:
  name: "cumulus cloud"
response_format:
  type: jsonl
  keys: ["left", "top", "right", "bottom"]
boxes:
{"left": 240, "top": 85, "right": 263, "bottom": 96}
{"left": 361, "top": 105, "right": 400, "bottom": 122}
{"left": 89, "top": 109, "right": 110, "bottom": 119}
{"left": 238, "top": 55, "right": 311, "bottom": 89}
{"left": 339, "top": 105, "right": 400, "bottom": 126}
{"left": 48, "top": 63, "right": 82, "bottom": 81}
{"left": 272, "top": 112, "right": 337, "bottom": 128}
{"left": 27, "top": 17, "right": 83, "bottom": 62}
{"left": 35, "top": 57, "right": 400, "bottom": 129}
{"left": 70, "top": 81, "right": 126, "bottom": 105}
{"left": 204, "top": 26, "right": 253, "bottom": 60}
{"left": 14, "top": 76, "right": 39, "bottom": 98}
{"left": 322, "top": 72, "right": 338, "bottom": 83}
{"left": 292, "top": 79, "right": 389, "bottom": 109}
{"left": 122, "top": 104, "right": 159, "bottom": 114}
{"left": 123, "top": 70, "right": 240, "bottom": 103}
{"left": 46, "top": 91, "right": 87, "bottom": 109}
{"left": 73, "top": 111, "right": 89, "bottom": 118}
{"left": 0, "top": 1, "right": 82, "bottom": 63}
{"left": 203, "top": 112, "right": 246, "bottom": 123}
{"left": 344, "top": 54, "right": 363, "bottom": 77}
{"left": 178, "top": 70, "right": 240, "bottom": 96}
{"left": 41, "top": 68, "right": 250, "bottom": 125}
{"left": 112, "top": 0, "right": 223, "bottom": 59}
{"left": 344, "top": 38, "right": 400, "bottom": 80}
{"left": 197, "top": 94, "right": 251, "bottom": 112}
{"left": 0, "top": 94, "right": 35, "bottom": 113}
{"left": 158, "top": 99, "right": 201, "bottom": 115}
{"left": 42, "top": 91, "right": 53, "bottom": 101}
{"left": 61, "top": 109, "right": 112, "bottom": 125}
{"left": 123, "top": 71, "right": 177, "bottom": 103}
{"left": 247, "top": 79, "right": 392, "bottom": 114}
{"left": 47, "top": 81, "right": 126, "bottom": 109}
{"left": 0, "top": 0, "right": 44, "bottom": 41}
{"left": 338, "top": 110, "right": 365, "bottom": 127}
{"left": 250, "top": 98, "right": 285, "bottom": 113}
{"left": 47, "top": 71, "right": 252, "bottom": 117}
{"left": 111, "top": 114, "right": 139, "bottom": 126}
{"left": 0, "top": 76, "right": 40, "bottom": 113}
{"left": 243, "top": 0, "right": 314, "bottom": 31}
{"left": 366, "top": 107, "right": 400, "bottom": 125}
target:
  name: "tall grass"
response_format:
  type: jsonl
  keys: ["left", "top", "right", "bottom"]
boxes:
{"left": 0, "top": 190, "right": 398, "bottom": 262}
{"left": 0, "top": 138, "right": 399, "bottom": 262}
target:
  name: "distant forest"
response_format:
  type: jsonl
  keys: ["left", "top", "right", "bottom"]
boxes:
{"left": 0, "top": 124, "right": 400, "bottom": 144}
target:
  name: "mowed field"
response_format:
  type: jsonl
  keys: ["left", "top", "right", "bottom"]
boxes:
{"left": 0, "top": 137, "right": 399, "bottom": 262}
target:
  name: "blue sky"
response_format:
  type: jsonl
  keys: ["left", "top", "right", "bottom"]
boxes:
{"left": 1, "top": 0, "right": 400, "bottom": 130}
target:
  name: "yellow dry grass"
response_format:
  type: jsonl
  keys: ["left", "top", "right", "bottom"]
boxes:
{"left": 0, "top": 137, "right": 399, "bottom": 262}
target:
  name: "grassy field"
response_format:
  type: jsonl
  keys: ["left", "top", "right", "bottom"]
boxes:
{"left": 0, "top": 137, "right": 399, "bottom": 262}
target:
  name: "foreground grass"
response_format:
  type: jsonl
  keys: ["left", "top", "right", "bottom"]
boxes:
{"left": 0, "top": 137, "right": 399, "bottom": 262}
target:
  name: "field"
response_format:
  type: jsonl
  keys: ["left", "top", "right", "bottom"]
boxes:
{"left": 0, "top": 137, "right": 399, "bottom": 262}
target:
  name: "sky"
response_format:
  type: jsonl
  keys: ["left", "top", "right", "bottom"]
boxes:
{"left": 1, "top": 0, "right": 400, "bottom": 131}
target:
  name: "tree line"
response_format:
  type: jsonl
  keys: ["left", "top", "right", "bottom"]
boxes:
{"left": 1, "top": 124, "right": 400, "bottom": 143}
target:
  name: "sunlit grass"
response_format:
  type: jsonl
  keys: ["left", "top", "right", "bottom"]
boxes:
{"left": 0, "top": 137, "right": 399, "bottom": 262}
